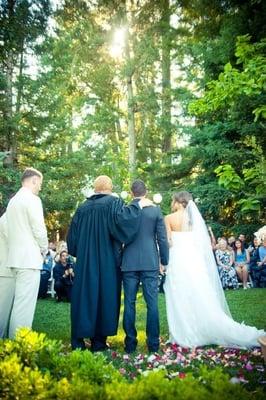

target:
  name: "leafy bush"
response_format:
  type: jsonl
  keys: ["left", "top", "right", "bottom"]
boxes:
{"left": 0, "top": 329, "right": 264, "bottom": 399}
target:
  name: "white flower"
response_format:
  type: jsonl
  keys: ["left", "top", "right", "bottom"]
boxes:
{"left": 81, "top": 187, "right": 95, "bottom": 198}
{"left": 147, "top": 354, "right": 157, "bottom": 363}
{"left": 153, "top": 193, "right": 162, "bottom": 204}
{"left": 230, "top": 377, "right": 241, "bottom": 384}
{"left": 120, "top": 191, "right": 128, "bottom": 199}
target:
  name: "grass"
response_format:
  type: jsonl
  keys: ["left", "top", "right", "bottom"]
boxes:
{"left": 33, "top": 288, "right": 266, "bottom": 350}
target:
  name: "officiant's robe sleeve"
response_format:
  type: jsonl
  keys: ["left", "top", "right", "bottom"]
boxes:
{"left": 67, "top": 211, "right": 79, "bottom": 258}
{"left": 108, "top": 198, "right": 142, "bottom": 245}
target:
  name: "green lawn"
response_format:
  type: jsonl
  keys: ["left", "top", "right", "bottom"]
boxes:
{"left": 33, "top": 288, "right": 266, "bottom": 351}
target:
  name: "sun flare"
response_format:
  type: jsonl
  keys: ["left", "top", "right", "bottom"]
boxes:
{"left": 109, "top": 27, "right": 126, "bottom": 58}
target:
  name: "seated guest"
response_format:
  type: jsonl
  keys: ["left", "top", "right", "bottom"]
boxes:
{"left": 53, "top": 250, "right": 75, "bottom": 302}
{"left": 48, "top": 241, "right": 57, "bottom": 259}
{"left": 215, "top": 239, "right": 238, "bottom": 289}
{"left": 238, "top": 233, "right": 249, "bottom": 249}
{"left": 233, "top": 239, "right": 250, "bottom": 289}
{"left": 249, "top": 237, "right": 266, "bottom": 288}
{"left": 248, "top": 237, "right": 260, "bottom": 263}
{"left": 38, "top": 251, "right": 53, "bottom": 298}
{"left": 228, "top": 235, "right": 236, "bottom": 250}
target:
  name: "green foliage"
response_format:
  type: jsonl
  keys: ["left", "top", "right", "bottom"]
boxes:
{"left": 189, "top": 35, "right": 266, "bottom": 120}
{"left": 0, "top": 327, "right": 264, "bottom": 399}
{"left": 215, "top": 165, "right": 244, "bottom": 191}
{"left": 0, "top": 166, "right": 20, "bottom": 214}
{"left": 0, "top": 0, "right": 265, "bottom": 236}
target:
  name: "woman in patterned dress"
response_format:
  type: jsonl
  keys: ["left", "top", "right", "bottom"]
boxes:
{"left": 215, "top": 238, "right": 239, "bottom": 289}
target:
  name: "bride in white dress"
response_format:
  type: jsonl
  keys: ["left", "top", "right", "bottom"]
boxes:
{"left": 164, "top": 191, "right": 265, "bottom": 348}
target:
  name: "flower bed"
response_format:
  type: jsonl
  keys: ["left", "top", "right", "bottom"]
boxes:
{"left": 107, "top": 342, "right": 265, "bottom": 391}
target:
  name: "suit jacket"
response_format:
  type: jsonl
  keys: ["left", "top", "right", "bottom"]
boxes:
{"left": 121, "top": 203, "right": 169, "bottom": 271}
{"left": 6, "top": 187, "right": 48, "bottom": 269}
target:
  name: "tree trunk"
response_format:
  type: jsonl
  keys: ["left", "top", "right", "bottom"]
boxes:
{"left": 6, "top": 0, "right": 16, "bottom": 165}
{"left": 125, "top": 24, "right": 136, "bottom": 179}
{"left": 161, "top": 0, "right": 172, "bottom": 156}
{"left": 16, "top": 44, "right": 24, "bottom": 114}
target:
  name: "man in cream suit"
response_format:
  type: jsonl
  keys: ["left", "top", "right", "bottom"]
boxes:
{"left": 0, "top": 167, "right": 48, "bottom": 338}
{"left": 0, "top": 213, "right": 14, "bottom": 337}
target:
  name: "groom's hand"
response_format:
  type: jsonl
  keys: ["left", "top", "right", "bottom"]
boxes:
{"left": 139, "top": 198, "right": 155, "bottom": 208}
{"left": 160, "top": 264, "right": 166, "bottom": 275}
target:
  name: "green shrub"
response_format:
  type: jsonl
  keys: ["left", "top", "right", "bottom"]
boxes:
{"left": 0, "top": 329, "right": 264, "bottom": 399}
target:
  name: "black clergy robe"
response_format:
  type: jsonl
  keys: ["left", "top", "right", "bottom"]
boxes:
{"left": 67, "top": 193, "right": 141, "bottom": 345}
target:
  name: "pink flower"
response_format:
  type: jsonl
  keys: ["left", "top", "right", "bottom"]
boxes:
{"left": 245, "top": 362, "right": 253, "bottom": 371}
{"left": 119, "top": 368, "right": 126, "bottom": 375}
{"left": 237, "top": 374, "right": 249, "bottom": 383}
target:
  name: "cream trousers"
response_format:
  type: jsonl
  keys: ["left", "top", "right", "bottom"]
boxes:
{"left": 0, "top": 268, "right": 40, "bottom": 338}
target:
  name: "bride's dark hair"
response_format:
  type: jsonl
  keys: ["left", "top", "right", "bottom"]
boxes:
{"left": 172, "top": 191, "right": 193, "bottom": 210}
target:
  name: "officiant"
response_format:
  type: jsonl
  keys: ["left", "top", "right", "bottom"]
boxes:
{"left": 67, "top": 175, "right": 152, "bottom": 351}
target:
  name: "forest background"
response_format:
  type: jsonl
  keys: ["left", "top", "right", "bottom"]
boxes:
{"left": 0, "top": 0, "right": 265, "bottom": 240}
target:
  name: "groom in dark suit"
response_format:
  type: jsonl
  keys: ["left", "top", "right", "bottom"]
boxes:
{"left": 121, "top": 180, "right": 169, "bottom": 353}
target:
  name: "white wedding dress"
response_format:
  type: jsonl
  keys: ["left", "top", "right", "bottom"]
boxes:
{"left": 164, "top": 201, "right": 265, "bottom": 348}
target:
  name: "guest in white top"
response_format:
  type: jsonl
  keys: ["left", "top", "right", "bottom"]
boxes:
{"left": 0, "top": 167, "right": 48, "bottom": 338}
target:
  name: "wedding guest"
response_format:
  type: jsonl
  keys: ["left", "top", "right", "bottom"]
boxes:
{"left": 215, "top": 239, "right": 238, "bottom": 290}
{"left": 233, "top": 239, "right": 250, "bottom": 289}
{"left": 48, "top": 241, "right": 57, "bottom": 260}
{"left": 0, "top": 168, "right": 48, "bottom": 338}
{"left": 0, "top": 213, "right": 14, "bottom": 337}
{"left": 53, "top": 250, "right": 75, "bottom": 302}
{"left": 228, "top": 236, "right": 236, "bottom": 249}
{"left": 238, "top": 233, "right": 249, "bottom": 249}
{"left": 248, "top": 237, "right": 260, "bottom": 257}
{"left": 249, "top": 237, "right": 266, "bottom": 288}
{"left": 38, "top": 250, "right": 53, "bottom": 299}
{"left": 67, "top": 175, "right": 152, "bottom": 351}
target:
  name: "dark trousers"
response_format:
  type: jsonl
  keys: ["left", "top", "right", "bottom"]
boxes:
{"left": 122, "top": 270, "right": 159, "bottom": 353}
{"left": 54, "top": 281, "right": 72, "bottom": 302}
{"left": 250, "top": 266, "right": 266, "bottom": 288}
{"left": 38, "top": 270, "right": 51, "bottom": 298}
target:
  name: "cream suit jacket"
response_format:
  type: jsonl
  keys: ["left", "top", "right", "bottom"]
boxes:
{"left": 6, "top": 187, "right": 48, "bottom": 269}
{"left": 0, "top": 214, "right": 13, "bottom": 277}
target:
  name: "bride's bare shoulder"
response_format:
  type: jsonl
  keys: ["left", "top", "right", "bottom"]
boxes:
{"left": 165, "top": 211, "right": 180, "bottom": 220}
{"left": 165, "top": 211, "right": 184, "bottom": 231}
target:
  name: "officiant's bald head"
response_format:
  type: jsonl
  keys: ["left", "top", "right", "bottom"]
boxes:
{"left": 94, "top": 175, "right": 113, "bottom": 193}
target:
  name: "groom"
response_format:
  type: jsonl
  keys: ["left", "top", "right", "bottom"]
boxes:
{"left": 121, "top": 180, "right": 169, "bottom": 353}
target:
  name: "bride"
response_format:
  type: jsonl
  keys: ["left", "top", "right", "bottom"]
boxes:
{"left": 164, "top": 191, "right": 265, "bottom": 348}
